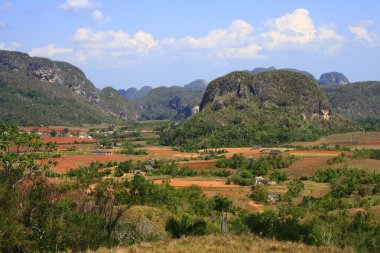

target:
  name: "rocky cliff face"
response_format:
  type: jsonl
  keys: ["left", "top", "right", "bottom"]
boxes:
{"left": 200, "top": 70, "right": 331, "bottom": 121}
{"left": 0, "top": 49, "right": 133, "bottom": 119}
{"left": 318, "top": 72, "right": 350, "bottom": 85}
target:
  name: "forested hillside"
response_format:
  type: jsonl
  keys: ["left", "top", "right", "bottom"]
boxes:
{"left": 161, "top": 71, "right": 349, "bottom": 151}
{"left": 134, "top": 86, "right": 204, "bottom": 120}
{"left": 0, "top": 50, "right": 134, "bottom": 125}
{"left": 322, "top": 81, "right": 380, "bottom": 120}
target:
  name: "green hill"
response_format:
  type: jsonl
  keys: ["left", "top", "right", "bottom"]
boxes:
{"left": 134, "top": 86, "right": 204, "bottom": 120}
{"left": 161, "top": 71, "right": 348, "bottom": 150}
{"left": 321, "top": 81, "right": 380, "bottom": 120}
{"left": 0, "top": 50, "right": 134, "bottom": 125}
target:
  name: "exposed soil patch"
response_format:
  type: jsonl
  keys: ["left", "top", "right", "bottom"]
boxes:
{"left": 178, "top": 160, "right": 216, "bottom": 169}
{"left": 153, "top": 178, "right": 240, "bottom": 188}
{"left": 144, "top": 146, "right": 199, "bottom": 159}
{"left": 283, "top": 156, "right": 330, "bottom": 179}
{"left": 289, "top": 150, "right": 342, "bottom": 156}
{"left": 51, "top": 154, "right": 137, "bottom": 173}
{"left": 42, "top": 137, "right": 96, "bottom": 144}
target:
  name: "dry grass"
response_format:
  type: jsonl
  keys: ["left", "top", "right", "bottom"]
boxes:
{"left": 338, "top": 159, "right": 380, "bottom": 172}
{"left": 283, "top": 156, "right": 330, "bottom": 179}
{"left": 89, "top": 234, "right": 353, "bottom": 253}
{"left": 292, "top": 131, "right": 380, "bottom": 149}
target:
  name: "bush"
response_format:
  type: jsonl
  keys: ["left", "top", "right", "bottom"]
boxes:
{"left": 251, "top": 185, "right": 268, "bottom": 203}
{"left": 114, "top": 168, "right": 124, "bottom": 177}
{"left": 165, "top": 215, "right": 208, "bottom": 238}
{"left": 270, "top": 171, "right": 288, "bottom": 182}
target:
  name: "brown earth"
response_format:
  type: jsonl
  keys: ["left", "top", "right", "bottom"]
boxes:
{"left": 51, "top": 154, "right": 136, "bottom": 173}
{"left": 144, "top": 146, "right": 199, "bottom": 159}
{"left": 153, "top": 178, "right": 240, "bottom": 188}
{"left": 289, "top": 150, "right": 342, "bottom": 156}
{"left": 42, "top": 137, "right": 97, "bottom": 144}
{"left": 283, "top": 156, "right": 331, "bottom": 179}
{"left": 178, "top": 160, "right": 216, "bottom": 169}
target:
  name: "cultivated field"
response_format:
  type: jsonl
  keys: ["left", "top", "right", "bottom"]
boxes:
{"left": 292, "top": 131, "right": 380, "bottom": 149}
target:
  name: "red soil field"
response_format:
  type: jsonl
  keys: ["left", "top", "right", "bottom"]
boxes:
{"left": 178, "top": 160, "right": 216, "bottom": 169}
{"left": 144, "top": 146, "right": 199, "bottom": 159}
{"left": 41, "top": 137, "right": 97, "bottom": 144}
{"left": 51, "top": 154, "right": 136, "bottom": 173}
{"left": 283, "top": 156, "right": 330, "bottom": 178}
{"left": 221, "top": 147, "right": 262, "bottom": 158}
{"left": 153, "top": 179, "right": 240, "bottom": 188}
{"left": 365, "top": 141, "right": 380, "bottom": 145}
{"left": 288, "top": 150, "right": 342, "bottom": 155}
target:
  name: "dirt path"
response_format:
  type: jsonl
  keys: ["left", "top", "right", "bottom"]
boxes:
{"left": 248, "top": 201, "right": 264, "bottom": 212}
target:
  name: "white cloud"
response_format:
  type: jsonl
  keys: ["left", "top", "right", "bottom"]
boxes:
{"left": 91, "top": 10, "right": 110, "bottom": 23}
{"left": 166, "top": 19, "right": 262, "bottom": 60}
{"left": 58, "top": 0, "right": 97, "bottom": 11}
{"left": 259, "top": 8, "right": 345, "bottom": 56}
{"left": 71, "top": 28, "right": 158, "bottom": 62}
{"left": 349, "top": 21, "right": 378, "bottom": 44}
{"left": 261, "top": 9, "right": 316, "bottom": 48}
{"left": 29, "top": 44, "right": 73, "bottom": 57}
{"left": 68, "top": 8, "right": 347, "bottom": 65}
{"left": 318, "top": 25, "right": 344, "bottom": 42}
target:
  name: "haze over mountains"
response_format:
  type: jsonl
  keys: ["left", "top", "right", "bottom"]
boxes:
{"left": 0, "top": 49, "right": 379, "bottom": 125}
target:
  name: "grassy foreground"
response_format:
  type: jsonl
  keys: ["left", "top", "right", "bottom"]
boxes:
{"left": 89, "top": 234, "right": 353, "bottom": 253}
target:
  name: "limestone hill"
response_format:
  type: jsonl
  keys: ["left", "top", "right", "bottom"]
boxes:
{"left": 161, "top": 71, "right": 348, "bottom": 150}
{"left": 134, "top": 86, "right": 204, "bottom": 120}
{"left": 321, "top": 81, "right": 380, "bottom": 119}
{"left": 0, "top": 50, "right": 134, "bottom": 125}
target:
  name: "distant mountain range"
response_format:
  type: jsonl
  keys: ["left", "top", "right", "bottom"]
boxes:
{"left": 118, "top": 79, "right": 207, "bottom": 120}
{"left": 0, "top": 49, "right": 378, "bottom": 125}
{"left": 249, "top": 67, "right": 350, "bottom": 85}
{"left": 118, "top": 86, "right": 153, "bottom": 100}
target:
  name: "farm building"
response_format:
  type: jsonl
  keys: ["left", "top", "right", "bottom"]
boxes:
{"left": 269, "top": 150, "right": 281, "bottom": 156}
{"left": 254, "top": 176, "right": 267, "bottom": 185}
{"left": 267, "top": 194, "right": 280, "bottom": 202}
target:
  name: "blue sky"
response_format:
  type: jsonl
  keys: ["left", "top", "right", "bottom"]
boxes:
{"left": 1, "top": 0, "right": 379, "bottom": 89}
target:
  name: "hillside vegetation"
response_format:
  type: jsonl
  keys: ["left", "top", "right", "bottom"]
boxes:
{"left": 161, "top": 71, "right": 349, "bottom": 151}
{"left": 0, "top": 50, "right": 134, "bottom": 125}
{"left": 322, "top": 81, "right": 380, "bottom": 120}
{"left": 134, "top": 86, "right": 204, "bottom": 120}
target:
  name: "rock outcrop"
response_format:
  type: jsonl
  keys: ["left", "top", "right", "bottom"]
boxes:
{"left": 318, "top": 72, "right": 349, "bottom": 85}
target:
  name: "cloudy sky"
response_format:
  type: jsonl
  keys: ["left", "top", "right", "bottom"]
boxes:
{"left": 1, "top": 0, "right": 379, "bottom": 88}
